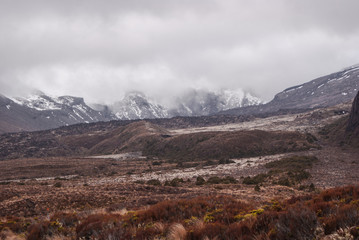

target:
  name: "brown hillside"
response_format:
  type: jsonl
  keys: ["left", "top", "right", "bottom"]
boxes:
{"left": 88, "top": 121, "right": 169, "bottom": 155}
{"left": 0, "top": 120, "right": 318, "bottom": 161}
{"left": 144, "top": 130, "right": 319, "bottom": 161}
{"left": 0, "top": 121, "right": 169, "bottom": 159}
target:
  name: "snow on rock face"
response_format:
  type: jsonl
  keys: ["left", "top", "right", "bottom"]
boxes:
{"left": 6, "top": 88, "right": 262, "bottom": 125}
{"left": 272, "top": 64, "right": 359, "bottom": 109}
{"left": 9, "top": 92, "right": 89, "bottom": 111}
{"left": 221, "top": 89, "right": 262, "bottom": 110}
{"left": 170, "top": 89, "right": 262, "bottom": 116}
{"left": 109, "top": 89, "right": 262, "bottom": 120}
{"left": 11, "top": 94, "right": 62, "bottom": 111}
{"left": 111, "top": 92, "right": 169, "bottom": 120}
{"left": 9, "top": 92, "right": 108, "bottom": 124}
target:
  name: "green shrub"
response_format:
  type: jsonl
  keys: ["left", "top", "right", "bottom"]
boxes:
{"left": 134, "top": 180, "right": 145, "bottom": 184}
{"left": 242, "top": 174, "right": 268, "bottom": 185}
{"left": 196, "top": 176, "right": 206, "bottom": 185}
{"left": 146, "top": 179, "right": 161, "bottom": 186}
{"left": 152, "top": 161, "right": 162, "bottom": 166}
{"left": 164, "top": 178, "right": 184, "bottom": 187}
{"left": 276, "top": 177, "right": 291, "bottom": 187}
{"left": 218, "top": 158, "right": 235, "bottom": 165}
{"left": 265, "top": 155, "right": 318, "bottom": 172}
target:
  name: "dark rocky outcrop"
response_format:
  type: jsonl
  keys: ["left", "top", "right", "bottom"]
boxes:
{"left": 346, "top": 91, "right": 359, "bottom": 134}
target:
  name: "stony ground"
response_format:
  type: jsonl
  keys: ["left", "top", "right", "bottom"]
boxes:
{"left": 1, "top": 145, "right": 358, "bottom": 218}
{"left": 1, "top": 103, "right": 358, "bottom": 220}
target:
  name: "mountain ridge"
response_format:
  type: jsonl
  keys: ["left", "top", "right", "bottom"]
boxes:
{"left": 1, "top": 64, "right": 359, "bottom": 134}
{"left": 219, "top": 64, "right": 359, "bottom": 116}
{"left": 0, "top": 88, "right": 260, "bottom": 133}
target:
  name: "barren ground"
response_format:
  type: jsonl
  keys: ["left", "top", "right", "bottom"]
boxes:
{"left": 1, "top": 103, "right": 358, "bottom": 219}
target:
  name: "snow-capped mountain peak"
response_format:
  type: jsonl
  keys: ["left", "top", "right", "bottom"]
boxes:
{"left": 10, "top": 93, "right": 61, "bottom": 111}
{"left": 169, "top": 88, "right": 262, "bottom": 116}
{"left": 7, "top": 91, "right": 110, "bottom": 128}
{"left": 220, "top": 89, "right": 262, "bottom": 111}
{"left": 1, "top": 88, "right": 262, "bottom": 132}
{"left": 111, "top": 91, "right": 169, "bottom": 120}
{"left": 9, "top": 91, "right": 90, "bottom": 112}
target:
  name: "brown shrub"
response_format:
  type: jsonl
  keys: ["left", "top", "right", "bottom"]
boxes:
{"left": 286, "top": 194, "right": 313, "bottom": 205}
{"left": 323, "top": 204, "right": 359, "bottom": 235}
{"left": 4, "top": 185, "right": 359, "bottom": 240}
{"left": 319, "top": 185, "right": 359, "bottom": 202}
{"left": 0, "top": 228, "right": 22, "bottom": 240}
{"left": 129, "top": 222, "right": 166, "bottom": 240}
{"left": 138, "top": 196, "right": 252, "bottom": 224}
{"left": 0, "top": 216, "right": 27, "bottom": 234}
{"left": 50, "top": 211, "right": 79, "bottom": 227}
{"left": 350, "top": 226, "right": 359, "bottom": 238}
{"left": 272, "top": 206, "right": 317, "bottom": 240}
{"left": 251, "top": 211, "right": 279, "bottom": 235}
{"left": 226, "top": 222, "right": 254, "bottom": 240}
{"left": 310, "top": 201, "right": 334, "bottom": 217}
{"left": 75, "top": 214, "right": 120, "bottom": 240}
{"left": 190, "top": 222, "right": 227, "bottom": 240}
{"left": 27, "top": 222, "right": 50, "bottom": 240}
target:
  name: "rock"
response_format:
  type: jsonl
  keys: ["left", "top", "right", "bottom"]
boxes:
{"left": 346, "top": 91, "right": 359, "bottom": 133}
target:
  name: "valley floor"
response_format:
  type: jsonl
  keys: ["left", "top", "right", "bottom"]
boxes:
{"left": 1, "top": 103, "right": 358, "bottom": 239}
{"left": 1, "top": 145, "right": 358, "bottom": 218}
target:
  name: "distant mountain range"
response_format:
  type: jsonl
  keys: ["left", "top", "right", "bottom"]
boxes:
{"left": 0, "top": 89, "right": 261, "bottom": 133}
{"left": 1, "top": 64, "right": 358, "bottom": 134}
{"left": 220, "top": 64, "right": 359, "bottom": 116}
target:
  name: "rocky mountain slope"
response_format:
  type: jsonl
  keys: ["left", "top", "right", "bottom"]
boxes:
{"left": 110, "top": 92, "right": 170, "bottom": 120}
{"left": 169, "top": 89, "right": 261, "bottom": 117}
{"left": 0, "top": 92, "right": 110, "bottom": 134}
{"left": 1, "top": 64, "right": 359, "bottom": 134}
{"left": 0, "top": 89, "right": 260, "bottom": 133}
{"left": 109, "top": 89, "right": 261, "bottom": 120}
{"left": 221, "top": 64, "right": 359, "bottom": 116}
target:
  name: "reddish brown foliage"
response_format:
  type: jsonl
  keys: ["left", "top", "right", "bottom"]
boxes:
{"left": 27, "top": 222, "right": 50, "bottom": 240}
{"left": 0, "top": 216, "right": 26, "bottom": 233}
{"left": 319, "top": 185, "right": 359, "bottom": 202}
{"left": 189, "top": 222, "right": 228, "bottom": 240}
{"left": 226, "top": 222, "right": 254, "bottom": 240}
{"left": 50, "top": 211, "right": 79, "bottom": 227}
{"left": 75, "top": 214, "right": 121, "bottom": 239}
{"left": 323, "top": 205, "right": 359, "bottom": 234}
{"left": 138, "top": 195, "right": 253, "bottom": 224}
{"left": 13, "top": 185, "right": 359, "bottom": 239}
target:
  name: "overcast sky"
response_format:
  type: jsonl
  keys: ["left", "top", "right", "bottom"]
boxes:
{"left": 1, "top": 0, "right": 359, "bottom": 104}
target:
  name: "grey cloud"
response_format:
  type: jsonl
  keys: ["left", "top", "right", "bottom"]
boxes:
{"left": 1, "top": 0, "right": 359, "bottom": 103}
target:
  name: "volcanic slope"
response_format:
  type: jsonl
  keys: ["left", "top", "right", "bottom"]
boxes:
{"left": 319, "top": 91, "right": 359, "bottom": 146}
{"left": 221, "top": 64, "right": 359, "bottom": 116}
{"left": 0, "top": 120, "right": 318, "bottom": 161}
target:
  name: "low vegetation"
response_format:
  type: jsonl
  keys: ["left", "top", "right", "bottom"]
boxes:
{"left": 144, "top": 130, "right": 319, "bottom": 162}
{"left": 2, "top": 185, "right": 358, "bottom": 239}
{"left": 142, "top": 176, "right": 238, "bottom": 187}
{"left": 0, "top": 121, "right": 319, "bottom": 160}
{"left": 164, "top": 178, "right": 185, "bottom": 187}
{"left": 243, "top": 155, "right": 318, "bottom": 187}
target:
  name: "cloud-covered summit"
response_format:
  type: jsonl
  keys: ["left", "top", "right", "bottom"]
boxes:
{"left": 1, "top": 0, "right": 359, "bottom": 104}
